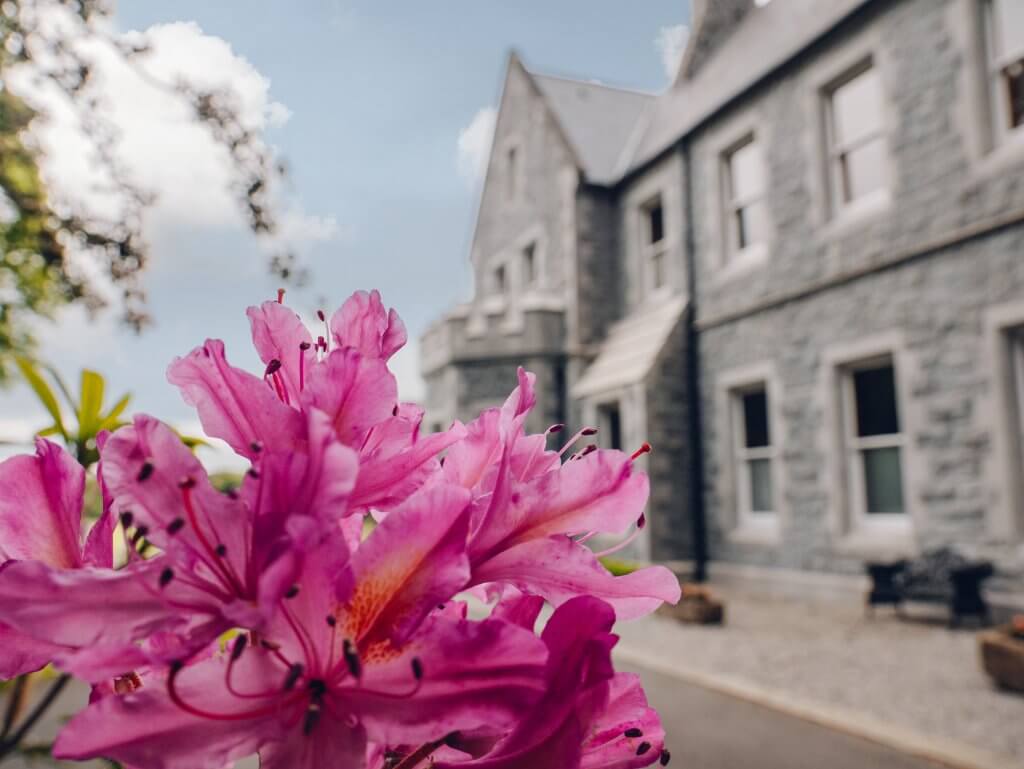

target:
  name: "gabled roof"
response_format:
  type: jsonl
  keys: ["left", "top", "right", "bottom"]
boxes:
{"left": 617, "top": 0, "right": 872, "bottom": 178}
{"left": 572, "top": 296, "right": 687, "bottom": 398}
{"left": 530, "top": 72, "right": 654, "bottom": 186}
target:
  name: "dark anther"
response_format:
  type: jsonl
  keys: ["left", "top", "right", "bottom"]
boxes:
{"left": 299, "top": 341, "right": 311, "bottom": 351}
{"left": 625, "top": 728, "right": 643, "bottom": 738}
{"left": 285, "top": 584, "right": 300, "bottom": 599}
{"left": 159, "top": 567, "right": 174, "bottom": 587}
{"left": 637, "top": 513, "right": 647, "bottom": 530}
{"left": 226, "top": 489, "right": 239, "bottom": 500}
{"left": 302, "top": 706, "right": 321, "bottom": 736}
{"left": 326, "top": 615, "right": 337, "bottom": 627}
{"left": 137, "top": 460, "right": 155, "bottom": 482}
{"left": 265, "top": 359, "right": 282, "bottom": 376}
{"left": 167, "top": 518, "right": 185, "bottom": 535}
{"left": 307, "top": 678, "right": 327, "bottom": 700}
{"left": 247, "top": 467, "right": 260, "bottom": 479}
{"left": 660, "top": 749, "right": 671, "bottom": 765}
{"left": 392, "top": 404, "right": 399, "bottom": 416}
{"left": 316, "top": 310, "right": 325, "bottom": 322}
{"left": 215, "top": 544, "right": 228, "bottom": 557}
{"left": 178, "top": 476, "right": 196, "bottom": 489}
{"left": 581, "top": 427, "right": 598, "bottom": 436}
{"left": 134, "top": 524, "right": 149, "bottom": 539}
{"left": 231, "top": 634, "right": 248, "bottom": 661}
{"left": 636, "top": 742, "right": 652, "bottom": 756}
{"left": 580, "top": 444, "right": 598, "bottom": 457}
{"left": 548, "top": 423, "right": 565, "bottom": 433}
{"left": 283, "top": 663, "right": 304, "bottom": 691}
{"left": 119, "top": 511, "right": 134, "bottom": 528}
{"left": 411, "top": 657, "right": 424, "bottom": 681}
{"left": 343, "top": 639, "right": 362, "bottom": 679}
{"left": 249, "top": 441, "right": 263, "bottom": 453}
{"left": 443, "top": 732, "right": 461, "bottom": 747}
{"left": 169, "top": 659, "right": 184, "bottom": 674}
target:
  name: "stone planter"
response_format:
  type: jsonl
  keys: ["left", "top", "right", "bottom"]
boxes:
{"left": 978, "top": 628, "right": 1024, "bottom": 693}
{"left": 659, "top": 594, "right": 725, "bottom": 625}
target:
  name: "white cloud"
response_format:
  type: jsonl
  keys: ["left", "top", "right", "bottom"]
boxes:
{"left": 8, "top": 16, "right": 332, "bottom": 251}
{"left": 655, "top": 24, "right": 690, "bottom": 81}
{"left": 457, "top": 106, "right": 496, "bottom": 185}
{"left": 389, "top": 339, "right": 426, "bottom": 404}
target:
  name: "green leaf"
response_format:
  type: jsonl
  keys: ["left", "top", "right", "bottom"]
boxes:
{"left": 77, "top": 369, "right": 106, "bottom": 437}
{"left": 37, "top": 425, "right": 62, "bottom": 437}
{"left": 98, "top": 392, "right": 131, "bottom": 432}
{"left": 14, "top": 356, "right": 67, "bottom": 440}
{"left": 43, "top": 364, "right": 78, "bottom": 415}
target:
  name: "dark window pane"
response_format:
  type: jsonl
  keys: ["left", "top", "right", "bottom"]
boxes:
{"left": 648, "top": 203, "right": 664, "bottom": 244}
{"left": 853, "top": 364, "right": 899, "bottom": 436}
{"left": 494, "top": 265, "right": 506, "bottom": 294}
{"left": 523, "top": 243, "right": 536, "bottom": 284}
{"left": 598, "top": 404, "right": 622, "bottom": 451}
{"left": 1005, "top": 60, "right": 1024, "bottom": 129}
{"left": 863, "top": 447, "right": 904, "bottom": 513}
{"left": 742, "top": 390, "right": 770, "bottom": 448}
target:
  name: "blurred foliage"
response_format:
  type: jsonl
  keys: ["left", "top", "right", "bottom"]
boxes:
{"left": 14, "top": 356, "right": 207, "bottom": 469}
{"left": 15, "top": 356, "right": 130, "bottom": 466}
{"left": 0, "top": 0, "right": 304, "bottom": 382}
{"left": 600, "top": 557, "right": 641, "bottom": 577}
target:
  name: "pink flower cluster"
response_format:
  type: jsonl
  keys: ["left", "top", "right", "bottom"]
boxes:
{"left": 0, "top": 291, "right": 680, "bottom": 769}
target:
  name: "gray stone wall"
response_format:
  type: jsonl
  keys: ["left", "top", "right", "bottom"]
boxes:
{"left": 700, "top": 227, "right": 1024, "bottom": 574}
{"left": 682, "top": 0, "right": 754, "bottom": 81}
{"left": 645, "top": 314, "right": 693, "bottom": 561}
{"left": 575, "top": 187, "right": 622, "bottom": 347}
{"left": 688, "top": 0, "right": 1024, "bottom": 575}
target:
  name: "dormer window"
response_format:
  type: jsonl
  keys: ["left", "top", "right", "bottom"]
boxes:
{"left": 522, "top": 242, "right": 537, "bottom": 287}
{"left": 506, "top": 145, "right": 520, "bottom": 200}
{"left": 641, "top": 196, "right": 667, "bottom": 290}
{"left": 493, "top": 264, "right": 507, "bottom": 295}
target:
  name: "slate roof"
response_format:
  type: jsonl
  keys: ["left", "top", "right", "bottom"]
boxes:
{"left": 530, "top": 73, "right": 654, "bottom": 186}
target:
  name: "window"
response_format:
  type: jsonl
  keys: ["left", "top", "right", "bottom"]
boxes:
{"left": 841, "top": 358, "right": 905, "bottom": 520}
{"left": 492, "top": 264, "right": 507, "bottom": 295}
{"left": 732, "top": 385, "right": 775, "bottom": 518}
{"left": 723, "top": 136, "right": 768, "bottom": 257}
{"left": 506, "top": 145, "right": 520, "bottom": 200}
{"left": 597, "top": 402, "right": 623, "bottom": 451}
{"left": 984, "top": 0, "right": 1024, "bottom": 139}
{"left": 641, "top": 196, "right": 667, "bottom": 290}
{"left": 825, "top": 63, "right": 888, "bottom": 210}
{"left": 522, "top": 242, "right": 537, "bottom": 287}
{"left": 1009, "top": 328, "right": 1024, "bottom": 464}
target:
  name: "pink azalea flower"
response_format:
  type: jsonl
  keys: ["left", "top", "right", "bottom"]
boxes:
{"left": 427, "top": 596, "right": 668, "bottom": 769}
{"left": 55, "top": 485, "right": 548, "bottom": 769}
{"left": 441, "top": 369, "right": 681, "bottom": 619}
{"left": 0, "top": 411, "right": 359, "bottom": 680}
{"left": 0, "top": 439, "right": 117, "bottom": 677}
{"left": 169, "top": 290, "right": 465, "bottom": 513}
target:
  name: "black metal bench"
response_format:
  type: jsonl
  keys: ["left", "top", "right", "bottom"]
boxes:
{"left": 865, "top": 547, "right": 994, "bottom": 627}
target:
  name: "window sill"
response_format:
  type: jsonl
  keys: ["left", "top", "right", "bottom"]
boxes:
{"left": 727, "top": 518, "right": 781, "bottom": 547}
{"left": 822, "top": 189, "right": 891, "bottom": 239}
{"left": 832, "top": 525, "right": 915, "bottom": 560}
{"left": 714, "top": 243, "right": 770, "bottom": 285}
{"left": 972, "top": 127, "right": 1024, "bottom": 182}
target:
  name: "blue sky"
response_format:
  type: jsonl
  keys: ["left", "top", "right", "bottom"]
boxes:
{"left": 4, "top": 1, "right": 690, "bottom": 464}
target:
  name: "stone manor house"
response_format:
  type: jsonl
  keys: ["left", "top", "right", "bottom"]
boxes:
{"left": 421, "top": 0, "right": 1024, "bottom": 596}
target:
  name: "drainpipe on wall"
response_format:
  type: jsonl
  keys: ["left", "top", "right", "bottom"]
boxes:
{"left": 681, "top": 138, "right": 709, "bottom": 583}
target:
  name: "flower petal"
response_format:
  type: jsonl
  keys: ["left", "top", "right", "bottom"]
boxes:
{"left": 0, "top": 621, "right": 65, "bottom": 678}
{"left": 355, "top": 614, "right": 547, "bottom": 746}
{"left": 0, "top": 439, "right": 84, "bottom": 568}
{"left": 167, "top": 338, "right": 303, "bottom": 459}
{"left": 343, "top": 484, "right": 472, "bottom": 646}
{"left": 329, "top": 289, "right": 407, "bottom": 361}
{"left": 259, "top": 720, "right": 367, "bottom": 769}
{"left": 582, "top": 673, "right": 666, "bottom": 769}
{"left": 247, "top": 299, "right": 315, "bottom": 404}
{"left": 472, "top": 536, "right": 680, "bottom": 620}
{"left": 300, "top": 347, "right": 397, "bottom": 448}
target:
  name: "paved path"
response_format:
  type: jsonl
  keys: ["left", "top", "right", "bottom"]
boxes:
{"left": 623, "top": 660, "right": 948, "bottom": 769}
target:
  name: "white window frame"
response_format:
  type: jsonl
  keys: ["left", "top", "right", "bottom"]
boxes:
{"left": 721, "top": 134, "right": 768, "bottom": 262}
{"left": 838, "top": 354, "right": 908, "bottom": 534}
{"left": 730, "top": 382, "right": 777, "bottom": 526}
{"left": 983, "top": 0, "right": 1024, "bottom": 144}
{"left": 640, "top": 194, "right": 668, "bottom": 293}
{"left": 823, "top": 60, "right": 890, "bottom": 217}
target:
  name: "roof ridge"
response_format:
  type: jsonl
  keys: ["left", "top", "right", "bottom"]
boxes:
{"left": 528, "top": 69, "right": 657, "bottom": 98}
